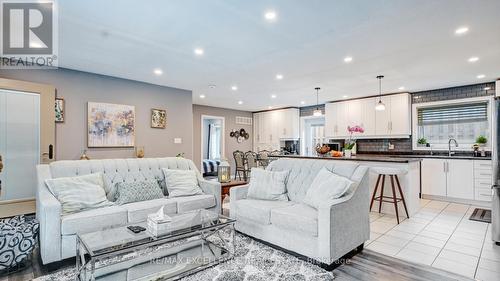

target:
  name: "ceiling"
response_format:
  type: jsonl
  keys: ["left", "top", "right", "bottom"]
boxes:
{"left": 59, "top": 0, "right": 500, "bottom": 111}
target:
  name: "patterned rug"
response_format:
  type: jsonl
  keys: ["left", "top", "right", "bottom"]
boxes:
{"left": 34, "top": 232, "right": 334, "bottom": 281}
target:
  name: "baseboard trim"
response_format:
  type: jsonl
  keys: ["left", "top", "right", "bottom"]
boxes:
{"left": 236, "top": 231, "right": 364, "bottom": 271}
{"left": 422, "top": 194, "right": 490, "bottom": 208}
{"left": 0, "top": 198, "right": 36, "bottom": 218}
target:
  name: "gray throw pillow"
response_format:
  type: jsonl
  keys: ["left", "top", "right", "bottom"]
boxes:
{"left": 115, "top": 180, "right": 164, "bottom": 205}
{"left": 247, "top": 168, "right": 289, "bottom": 201}
{"left": 303, "top": 168, "right": 357, "bottom": 209}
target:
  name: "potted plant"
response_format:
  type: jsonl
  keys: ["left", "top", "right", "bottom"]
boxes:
{"left": 344, "top": 125, "right": 364, "bottom": 158}
{"left": 475, "top": 135, "right": 487, "bottom": 157}
{"left": 417, "top": 137, "right": 428, "bottom": 147}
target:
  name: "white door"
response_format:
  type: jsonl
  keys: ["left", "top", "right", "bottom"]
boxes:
{"left": 0, "top": 90, "right": 40, "bottom": 201}
{"left": 375, "top": 96, "right": 391, "bottom": 135}
{"left": 421, "top": 159, "right": 447, "bottom": 196}
{"left": 390, "top": 94, "right": 411, "bottom": 135}
{"left": 447, "top": 160, "right": 474, "bottom": 199}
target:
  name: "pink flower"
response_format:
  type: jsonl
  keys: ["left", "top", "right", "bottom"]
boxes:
{"left": 347, "top": 125, "right": 364, "bottom": 133}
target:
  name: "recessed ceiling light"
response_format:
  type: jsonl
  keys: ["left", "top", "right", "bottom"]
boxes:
{"left": 268, "top": 106, "right": 273, "bottom": 109}
{"left": 477, "top": 74, "right": 486, "bottom": 79}
{"left": 398, "top": 86, "right": 405, "bottom": 90}
{"left": 468, "top": 57, "right": 479, "bottom": 63}
{"left": 455, "top": 26, "right": 469, "bottom": 35}
{"left": 194, "top": 48, "right": 204, "bottom": 56}
{"left": 271, "top": 94, "right": 277, "bottom": 99}
{"left": 238, "top": 100, "right": 243, "bottom": 105}
{"left": 342, "top": 95, "right": 348, "bottom": 98}
{"left": 153, "top": 68, "right": 163, "bottom": 75}
{"left": 264, "top": 10, "right": 277, "bottom": 21}
{"left": 208, "top": 84, "right": 216, "bottom": 89}
{"left": 300, "top": 101, "right": 305, "bottom": 105}
{"left": 231, "top": 85, "right": 238, "bottom": 91}
{"left": 276, "top": 74, "right": 284, "bottom": 80}
{"left": 484, "top": 87, "right": 491, "bottom": 91}
{"left": 344, "top": 57, "right": 353, "bottom": 63}
{"left": 199, "top": 94, "right": 206, "bottom": 99}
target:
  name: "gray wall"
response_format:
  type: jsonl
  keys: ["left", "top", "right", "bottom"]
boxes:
{"left": 0, "top": 69, "right": 193, "bottom": 160}
{"left": 193, "top": 105, "right": 253, "bottom": 172}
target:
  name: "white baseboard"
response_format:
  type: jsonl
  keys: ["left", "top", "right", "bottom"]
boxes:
{"left": 422, "top": 194, "right": 491, "bottom": 208}
{"left": 0, "top": 198, "right": 36, "bottom": 218}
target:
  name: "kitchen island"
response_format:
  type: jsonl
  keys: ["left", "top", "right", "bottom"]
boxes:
{"left": 274, "top": 155, "right": 422, "bottom": 217}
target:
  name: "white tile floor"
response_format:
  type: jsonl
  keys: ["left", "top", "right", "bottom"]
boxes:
{"left": 367, "top": 199, "right": 500, "bottom": 280}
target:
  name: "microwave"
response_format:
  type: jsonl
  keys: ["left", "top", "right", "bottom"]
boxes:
{"left": 326, "top": 141, "right": 341, "bottom": 151}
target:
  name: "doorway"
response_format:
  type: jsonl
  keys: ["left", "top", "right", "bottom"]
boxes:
{"left": 200, "top": 115, "right": 225, "bottom": 173}
{"left": 301, "top": 116, "right": 326, "bottom": 156}
{"left": 0, "top": 78, "right": 55, "bottom": 217}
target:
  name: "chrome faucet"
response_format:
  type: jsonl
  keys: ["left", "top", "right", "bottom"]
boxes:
{"left": 448, "top": 138, "right": 458, "bottom": 156}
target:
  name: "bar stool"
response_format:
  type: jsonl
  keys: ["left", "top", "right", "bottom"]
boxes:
{"left": 369, "top": 167, "right": 409, "bottom": 224}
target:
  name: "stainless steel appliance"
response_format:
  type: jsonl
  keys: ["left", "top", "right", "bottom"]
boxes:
{"left": 492, "top": 97, "right": 500, "bottom": 244}
{"left": 283, "top": 140, "right": 300, "bottom": 155}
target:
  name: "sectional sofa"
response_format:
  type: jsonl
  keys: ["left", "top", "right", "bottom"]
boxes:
{"left": 230, "top": 158, "right": 370, "bottom": 267}
{"left": 36, "top": 157, "right": 221, "bottom": 265}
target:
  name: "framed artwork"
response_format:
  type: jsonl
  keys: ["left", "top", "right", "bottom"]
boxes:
{"left": 87, "top": 102, "right": 135, "bottom": 147}
{"left": 55, "top": 97, "right": 64, "bottom": 123}
{"left": 151, "top": 108, "right": 166, "bottom": 129}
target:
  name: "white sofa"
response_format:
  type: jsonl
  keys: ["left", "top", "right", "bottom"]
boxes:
{"left": 36, "top": 157, "right": 221, "bottom": 265}
{"left": 230, "top": 158, "right": 369, "bottom": 267}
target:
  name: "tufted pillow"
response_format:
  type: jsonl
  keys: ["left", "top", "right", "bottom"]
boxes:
{"left": 247, "top": 168, "right": 289, "bottom": 201}
{"left": 162, "top": 169, "right": 203, "bottom": 197}
{"left": 303, "top": 168, "right": 356, "bottom": 209}
{"left": 45, "top": 173, "right": 113, "bottom": 215}
{"left": 115, "top": 180, "right": 164, "bottom": 205}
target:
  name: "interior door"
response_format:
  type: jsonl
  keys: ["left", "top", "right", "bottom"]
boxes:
{"left": 0, "top": 78, "right": 55, "bottom": 217}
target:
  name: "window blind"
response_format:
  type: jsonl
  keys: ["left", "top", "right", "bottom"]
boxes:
{"left": 417, "top": 102, "right": 488, "bottom": 125}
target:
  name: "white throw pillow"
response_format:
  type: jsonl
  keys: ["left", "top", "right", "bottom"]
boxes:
{"left": 303, "top": 168, "right": 356, "bottom": 209}
{"left": 45, "top": 173, "right": 113, "bottom": 215}
{"left": 162, "top": 168, "right": 203, "bottom": 198}
{"left": 247, "top": 168, "right": 289, "bottom": 201}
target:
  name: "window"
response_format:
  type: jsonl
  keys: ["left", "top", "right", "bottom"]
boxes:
{"left": 415, "top": 100, "right": 490, "bottom": 150}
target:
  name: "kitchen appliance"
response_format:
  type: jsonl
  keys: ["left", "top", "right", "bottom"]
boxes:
{"left": 492, "top": 97, "right": 500, "bottom": 244}
{"left": 326, "top": 140, "right": 341, "bottom": 152}
{"left": 283, "top": 140, "right": 300, "bottom": 155}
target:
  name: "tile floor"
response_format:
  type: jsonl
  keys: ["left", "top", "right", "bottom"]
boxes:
{"left": 367, "top": 199, "right": 500, "bottom": 280}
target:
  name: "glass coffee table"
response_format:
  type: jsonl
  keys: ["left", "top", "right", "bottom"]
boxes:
{"left": 76, "top": 209, "right": 236, "bottom": 281}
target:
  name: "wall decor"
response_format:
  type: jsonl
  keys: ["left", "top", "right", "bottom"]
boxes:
{"left": 230, "top": 128, "right": 250, "bottom": 143}
{"left": 55, "top": 97, "right": 64, "bottom": 123}
{"left": 151, "top": 108, "right": 166, "bottom": 129}
{"left": 87, "top": 102, "right": 135, "bottom": 147}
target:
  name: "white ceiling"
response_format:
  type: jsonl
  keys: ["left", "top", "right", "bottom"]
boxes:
{"left": 59, "top": 0, "right": 500, "bottom": 111}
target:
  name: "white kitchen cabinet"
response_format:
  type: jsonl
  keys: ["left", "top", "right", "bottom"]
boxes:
{"left": 446, "top": 160, "right": 474, "bottom": 199}
{"left": 422, "top": 159, "right": 447, "bottom": 196}
{"left": 421, "top": 158, "right": 474, "bottom": 200}
{"left": 325, "top": 93, "right": 410, "bottom": 139}
{"left": 389, "top": 94, "right": 411, "bottom": 136}
{"left": 253, "top": 108, "right": 299, "bottom": 151}
{"left": 473, "top": 160, "right": 493, "bottom": 201}
{"left": 375, "top": 96, "right": 392, "bottom": 136}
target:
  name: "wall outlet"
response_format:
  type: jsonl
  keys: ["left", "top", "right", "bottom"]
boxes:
{"left": 174, "top": 138, "right": 182, "bottom": 144}
{"left": 388, "top": 143, "right": 395, "bottom": 150}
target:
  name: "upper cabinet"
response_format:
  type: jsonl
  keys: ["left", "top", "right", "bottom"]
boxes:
{"left": 325, "top": 93, "right": 411, "bottom": 139}
{"left": 253, "top": 108, "right": 299, "bottom": 151}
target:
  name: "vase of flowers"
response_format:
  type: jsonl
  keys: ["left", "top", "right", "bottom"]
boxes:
{"left": 344, "top": 125, "right": 364, "bottom": 158}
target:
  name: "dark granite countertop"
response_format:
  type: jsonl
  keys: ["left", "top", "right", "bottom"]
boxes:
{"left": 275, "top": 153, "right": 492, "bottom": 163}
{"left": 274, "top": 155, "right": 422, "bottom": 163}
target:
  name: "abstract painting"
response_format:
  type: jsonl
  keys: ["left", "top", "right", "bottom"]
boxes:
{"left": 151, "top": 108, "right": 166, "bottom": 128}
{"left": 55, "top": 97, "right": 64, "bottom": 123}
{"left": 87, "top": 102, "right": 135, "bottom": 147}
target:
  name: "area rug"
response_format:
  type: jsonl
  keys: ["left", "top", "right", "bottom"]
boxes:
{"left": 34, "top": 232, "right": 334, "bottom": 281}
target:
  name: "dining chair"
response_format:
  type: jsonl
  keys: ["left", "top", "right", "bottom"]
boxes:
{"left": 233, "top": 150, "right": 246, "bottom": 181}
{"left": 245, "top": 151, "right": 258, "bottom": 179}
{"left": 257, "top": 150, "right": 270, "bottom": 168}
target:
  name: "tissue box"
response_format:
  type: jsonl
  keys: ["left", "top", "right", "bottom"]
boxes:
{"left": 147, "top": 211, "right": 202, "bottom": 237}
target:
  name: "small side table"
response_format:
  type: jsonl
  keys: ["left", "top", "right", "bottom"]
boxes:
{"left": 221, "top": 180, "right": 248, "bottom": 201}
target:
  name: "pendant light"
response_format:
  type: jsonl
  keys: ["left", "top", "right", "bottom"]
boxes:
{"left": 375, "top": 75, "right": 386, "bottom": 111}
{"left": 313, "top": 87, "right": 322, "bottom": 116}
